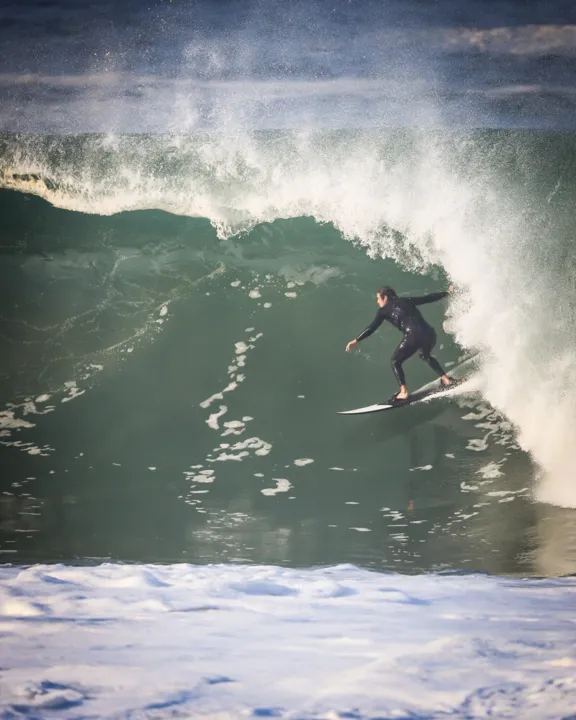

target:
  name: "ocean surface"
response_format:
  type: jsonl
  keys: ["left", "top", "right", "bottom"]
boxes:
{"left": 1, "top": 0, "right": 576, "bottom": 716}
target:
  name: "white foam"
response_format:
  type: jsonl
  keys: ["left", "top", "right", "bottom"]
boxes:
{"left": 184, "top": 469, "right": 215, "bottom": 483}
{"left": 294, "top": 458, "right": 314, "bottom": 466}
{"left": 461, "top": 482, "right": 480, "bottom": 492}
{"left": 223, "top": 420, "right": 245, "bottom": 430}
{"left": 0, "top": 562, "right": 573, "bottom": 717}
{"left": 207, "top": 406, "right": 227, "bottom": 430}
{"left": 213, "top": 436, "right": 272, "bottom": 460}
{"left": 195, "top": 332, "right": 271, "bottom": 478}
{"left": 61, "top": 381, "right": 85, "bottom": 403}
{"left": 0, "top": 411, "right": 35, "bottom": 430}
{"left": 467, "top": 437, "right": 489, "bottom": 452}
{"left": 215, "top": 451, "right": 250, "bottom": 462}
{"left": 200, "top": 391, "right": 224, "bottom": 408}
{"left": 477, "top": 461, "right": 505, "bottom": 479}
{"left": 221, "top": 419, "right": 246, "bottom": 437}
{"left": 487, "top": 490, "right": 518, "bottom": 498}
{"left": 261, "top": 478, "right": 291, "bottom": 496}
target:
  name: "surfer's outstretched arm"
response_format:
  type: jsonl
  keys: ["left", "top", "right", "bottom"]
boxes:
{"left": 407, "top": 290, "right": 449, "bottom": 306}
{"left": 355, "top": 311, "right": 385, "bottom": 342}
{"left": 346, "top": 310, "right": 385, "bottom": 351}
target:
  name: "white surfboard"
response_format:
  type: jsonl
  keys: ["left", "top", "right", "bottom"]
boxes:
{"left": 338, "top": 377, "right": 468, "bottom": 415}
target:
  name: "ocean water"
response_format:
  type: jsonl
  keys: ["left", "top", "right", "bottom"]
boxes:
{"left": 2, "top": 128, "right": 576, "bottom": 575}
{"left": 2, "top": 0, "right": 576, "bottom": 716}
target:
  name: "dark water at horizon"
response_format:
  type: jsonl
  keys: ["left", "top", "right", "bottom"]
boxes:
{"left": 4, "top": 0, "right": 576, "bottom": 132}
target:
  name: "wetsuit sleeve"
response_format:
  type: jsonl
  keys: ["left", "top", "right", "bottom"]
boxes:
{"left": 355, "top": 310, "right": 385, "bottom": 342}
{"left": 406, "top": 291, "right": 449, "bottom": 306}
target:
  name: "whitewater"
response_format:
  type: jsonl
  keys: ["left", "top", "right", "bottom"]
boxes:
{"left": 1, "top": 563, "right": 575, "bottom": 718}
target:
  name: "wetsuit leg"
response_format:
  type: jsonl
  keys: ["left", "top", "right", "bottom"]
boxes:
{"left": 391, "top": 333, "right": 420, "bottom": 386}
{"left": 418, "top": 330, "right": 446, "bottom": 377}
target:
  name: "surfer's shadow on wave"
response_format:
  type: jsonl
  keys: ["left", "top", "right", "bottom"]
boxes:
{"left": 336, "top": 409, "right": 466, "bottom": 501}
{"left": 337, "top": 400, "right": 456, "bottom": 464}
{"left": 339, "top": 402, "right": 438, "bottom": 443}
{"left": 336, "top": 384, "right": 494, "bottom": 480}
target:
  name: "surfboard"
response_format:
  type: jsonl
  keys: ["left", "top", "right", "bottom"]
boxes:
{"left": 338, "top": 377, "right": 469, "bottom": 415}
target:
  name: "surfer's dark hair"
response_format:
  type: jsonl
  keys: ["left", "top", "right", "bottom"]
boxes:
{"left": 377, "top": 286, "right": 397, "bottom": 300}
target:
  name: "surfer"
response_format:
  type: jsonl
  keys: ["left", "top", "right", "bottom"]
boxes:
{"left": 346, "top": 285, "right": 457, "bottom": 404}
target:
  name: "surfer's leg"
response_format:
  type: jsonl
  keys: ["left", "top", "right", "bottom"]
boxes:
{"left": 418, "top": 337, "right": 454, "bottom": 387}
{"left": 419, "top": 347, "right": 446, "bottom": 377}
{"left": 391, "top": 335, "right": 419, "bottom": 399}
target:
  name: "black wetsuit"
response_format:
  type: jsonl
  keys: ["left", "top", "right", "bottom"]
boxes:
{"left": 355, "top": 291, "right": 449, "bottom": 387}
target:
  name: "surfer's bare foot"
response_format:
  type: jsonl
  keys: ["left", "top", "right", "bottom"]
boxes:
{"left": 395, "top": 385, "right": 409, "bottom": 401}
{"left": 441, "top": 375, "right": 459, "bottom": 387}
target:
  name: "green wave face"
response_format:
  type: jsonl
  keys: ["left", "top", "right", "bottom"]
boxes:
{"left": 1, "top": 127, "right": 576, "bottom": 574}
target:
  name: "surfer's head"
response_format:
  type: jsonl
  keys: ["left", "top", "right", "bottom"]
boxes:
{"left": 377, "top": 286, "right": 396, "bottom": 307}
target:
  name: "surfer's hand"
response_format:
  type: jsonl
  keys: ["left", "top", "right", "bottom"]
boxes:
{"left": 346, "top": 340, "right": 358, "bottom": 352}
{"left": 448, "top": 284, "right": 455, "bottom": 294}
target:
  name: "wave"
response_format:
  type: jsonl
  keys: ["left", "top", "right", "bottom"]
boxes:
{"left": 2, "top": 128, "right": 576, "bottom": 507}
